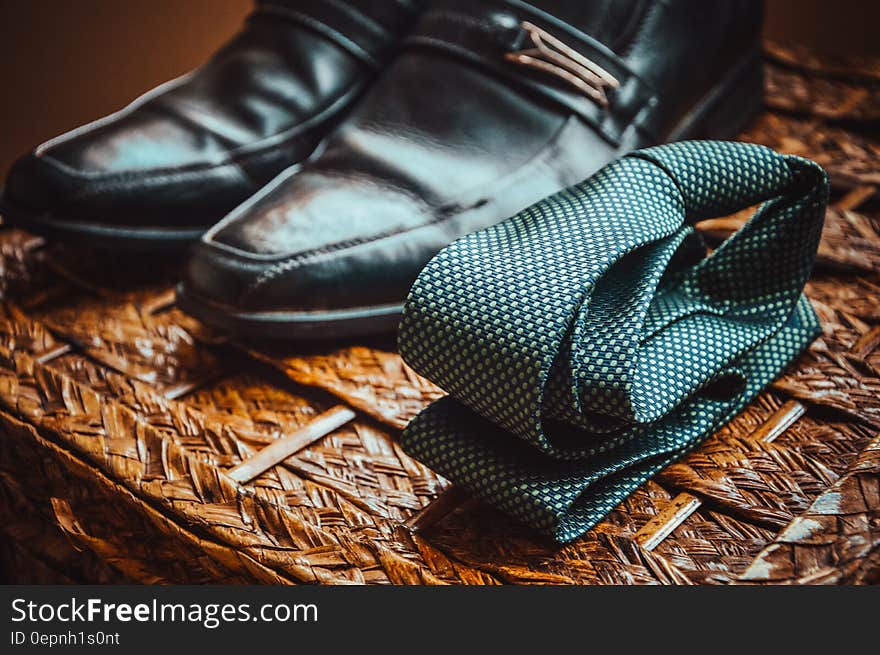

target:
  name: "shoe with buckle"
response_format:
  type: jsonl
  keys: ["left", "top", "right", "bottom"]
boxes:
{"left": 179, "top": 0, "right": 765, "bottom": 338}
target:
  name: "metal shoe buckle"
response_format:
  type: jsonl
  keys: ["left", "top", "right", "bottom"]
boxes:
{"left": 505, "top": 21, "right": 620, "bottom": 107}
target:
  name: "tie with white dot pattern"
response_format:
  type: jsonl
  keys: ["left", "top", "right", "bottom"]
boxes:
{"left": 398, "top": 140, "right": 829, "bottom": 542}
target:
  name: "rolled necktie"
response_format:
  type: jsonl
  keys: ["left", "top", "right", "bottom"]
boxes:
{"left": 398, "top": 140, "right": 829, "bottom": 543}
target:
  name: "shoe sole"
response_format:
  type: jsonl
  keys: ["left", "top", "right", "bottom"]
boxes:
{"left": 0, "top": 196, "right": 203, "bottom": 252}
{"left": 175, "top": 285, "right": 404, "bottom": 340}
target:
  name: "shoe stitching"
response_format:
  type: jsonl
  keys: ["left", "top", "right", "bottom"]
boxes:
{"left": 238, "top": 128, "right": 573, "bottom": 304}
{"left": 35, "top": 82, "right": 367, "bottom": 182}
{"left": 210, "top": 109, "right": 579, "bottom": 262}
{"left": 210, "top": 174, "right": 437, "bottom": 268}
{"left": 63, "top": 162, "right": 254, "bottom": 205}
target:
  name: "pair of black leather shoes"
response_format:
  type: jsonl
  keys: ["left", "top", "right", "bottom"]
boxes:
{"left": 2, "top": 0, "right": 765, "bottom": 338}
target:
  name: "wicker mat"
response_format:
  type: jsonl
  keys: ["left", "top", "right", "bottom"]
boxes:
{"left": 1, "top": 43, "right": 878, "bottom": 585}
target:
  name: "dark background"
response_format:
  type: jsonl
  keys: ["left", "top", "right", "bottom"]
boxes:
{"left": 1, "top": 0, "right": 877, "bottom": 178}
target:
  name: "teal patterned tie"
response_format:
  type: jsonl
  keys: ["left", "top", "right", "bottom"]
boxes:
{"left": 398, "top": 140, "right": 829, "bottom": 543}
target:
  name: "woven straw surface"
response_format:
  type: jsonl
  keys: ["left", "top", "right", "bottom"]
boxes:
{"left": 0, "top": 43, "right": 878, "bottom": 585}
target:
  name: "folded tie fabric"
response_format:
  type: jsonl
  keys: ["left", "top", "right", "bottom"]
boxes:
{"left": 398, "top": 140, "right": 829, "bottom": 543}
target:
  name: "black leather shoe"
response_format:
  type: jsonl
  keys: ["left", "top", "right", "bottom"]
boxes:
{"left": 0, "top": 0, "right": 421, "bottom": 250}
{"left": 179, "top": 0, "right": 765, "bottom": 338}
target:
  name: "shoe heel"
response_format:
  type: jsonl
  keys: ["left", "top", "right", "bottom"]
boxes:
{"left": 667, "top": 44, "right": 764, "bottom": 142}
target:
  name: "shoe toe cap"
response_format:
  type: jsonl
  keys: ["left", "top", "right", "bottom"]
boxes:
{"left": 181, "top": 239, "right": 270, "bottom": 311}
{"left": 3, "top": 152, "right": 80, "bottom": 214}
{"left": 3, "top": 147, "right": 253, "bottom": 234}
